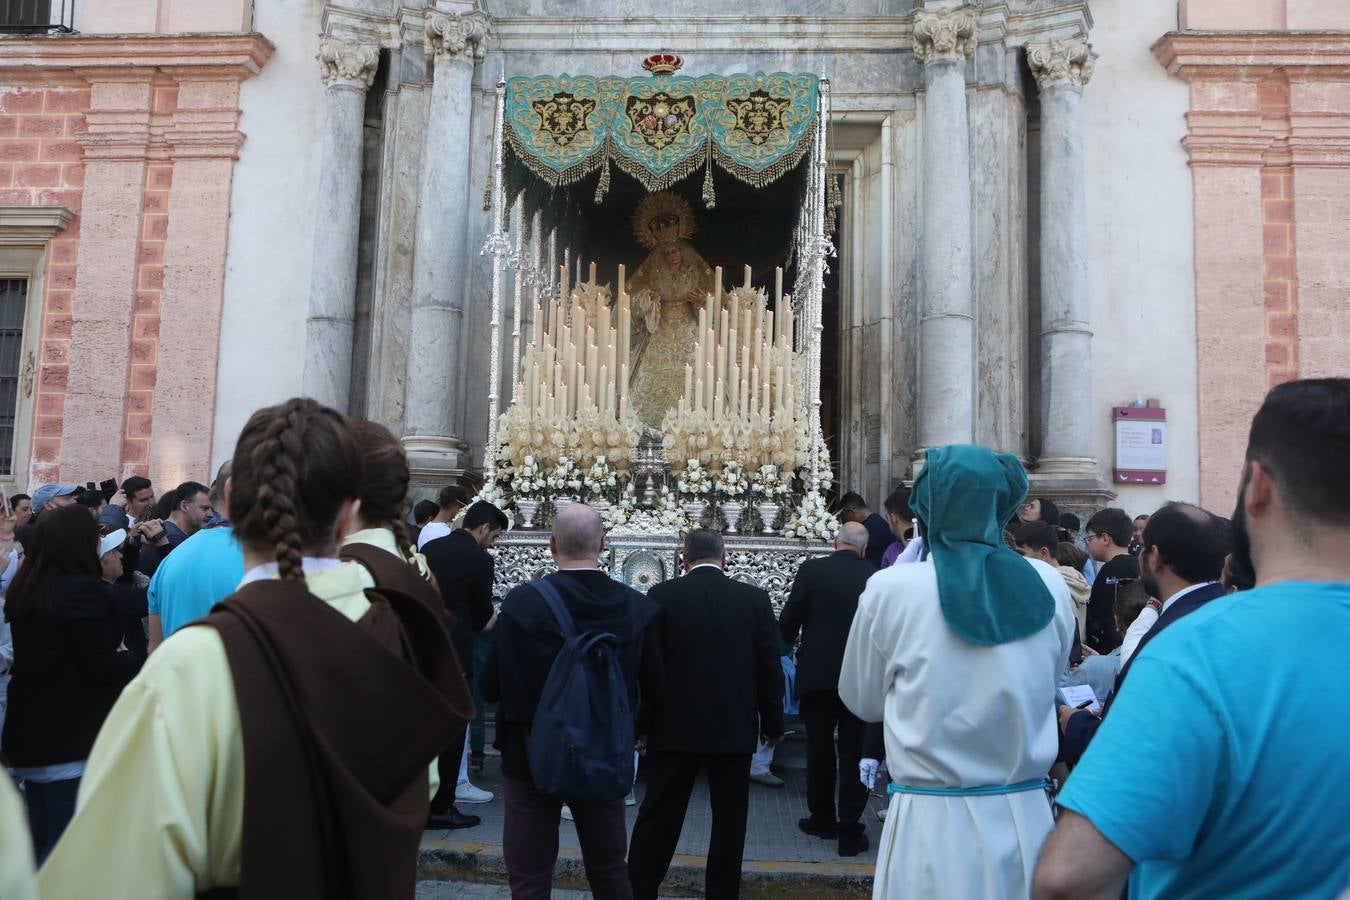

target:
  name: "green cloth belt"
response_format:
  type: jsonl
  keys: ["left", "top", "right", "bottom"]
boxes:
{"left": 887, "top": 778, "right": 1048, "bottom": 798}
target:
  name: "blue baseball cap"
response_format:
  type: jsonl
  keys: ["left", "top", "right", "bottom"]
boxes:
{"left": 31, "top": 483, "right": 79, "bottom": 515}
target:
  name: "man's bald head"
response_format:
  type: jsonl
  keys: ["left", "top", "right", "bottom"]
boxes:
{"left": 836, "top": 521, "right": 869, "bottom": 555}
{"left": 1140, "top": 501, "right": 1228, "bottom": 586}
{"left": 552, "top": 502, "right": 605, "bottom": 561}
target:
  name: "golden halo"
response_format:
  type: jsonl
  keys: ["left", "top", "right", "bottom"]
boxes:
{"left": 631, "top": 191, "right": 697, "bottom": 250}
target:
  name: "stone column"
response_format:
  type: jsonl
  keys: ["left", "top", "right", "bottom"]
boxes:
{"left": 402, "top": 11, "right": 490, "bottom": 475}
{"left": 913, "top": 7, "right": 977, "bottom": 455}
{"left": 1028, "top": 38, "right": 1097, "bottom": 477}
{"left": 302, "top": 36, "right": 379, "bottom": 412}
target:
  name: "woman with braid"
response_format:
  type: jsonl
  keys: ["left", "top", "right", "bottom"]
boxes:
{"left": 339, "top": 419, "right": 477, "bottom": 828}
{"left": 39, "top": 399, "right": 470, "bottom": 899}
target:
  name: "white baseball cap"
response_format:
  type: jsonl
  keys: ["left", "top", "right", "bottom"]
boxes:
{"left": 98, "top": 528, "right": 127, "bottom": 558}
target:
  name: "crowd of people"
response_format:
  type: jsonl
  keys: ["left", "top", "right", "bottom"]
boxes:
{"left": 0, "top": 377, "right": 1347, "bottom": 899}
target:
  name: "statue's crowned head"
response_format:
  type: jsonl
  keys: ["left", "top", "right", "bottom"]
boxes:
{"left": 632, "top": 190, "right": 696, "bottom": 250}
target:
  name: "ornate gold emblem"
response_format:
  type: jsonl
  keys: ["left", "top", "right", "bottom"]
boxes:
{"left": 625, "top": 92, "right": 696, "bottom": 150}
{"left": 531, "top": 91, "right": 596, "bottom": 148}
{"left": 725, "top": 90, "right": 792, "bottom": 147}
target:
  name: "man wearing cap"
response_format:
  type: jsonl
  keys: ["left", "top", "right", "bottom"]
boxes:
{"left": 29, "top": 484, "right": 79, "bottom": 517}
{"left": 838, "top": 445, "right": 1076, "bottom": 899}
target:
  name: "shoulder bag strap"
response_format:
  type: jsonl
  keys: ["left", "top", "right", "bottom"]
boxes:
{"left": 530, "top": 576, "right": 579, "bottom": 642}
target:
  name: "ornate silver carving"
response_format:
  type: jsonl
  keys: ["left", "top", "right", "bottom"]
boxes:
{"left": 491, "top": 532, "right": 831, "bottom": 614}
{"left": 1026, "top": 38, "right": 1096, "bottom": 91}
{"left": 426, "top": 11, "right": 491, "bottom": 64}
{"left": 912, "top": 8, "right": 978, "bottom": 64}
{"left": 317, "top": 36, "right": 380, "bottom": 90}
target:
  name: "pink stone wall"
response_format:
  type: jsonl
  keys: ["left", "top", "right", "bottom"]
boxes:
{"left": 0, "top": 35, "right": 270, "bottom": 488}
{"left": 1156, "top": 28, "right": 1350, "bottom": 510}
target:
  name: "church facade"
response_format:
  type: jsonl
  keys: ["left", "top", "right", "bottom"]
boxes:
{"left": 0, "top": 0, "right": 1345, "bottom": 516}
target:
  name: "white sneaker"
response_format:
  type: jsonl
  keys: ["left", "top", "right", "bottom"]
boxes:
{"left": 455, "top": 782, "right": 494, "bottom": 804}
{"left": 625, "top": 789, "right": 636, "bottom": 807}
{"left": 560, "top": 803, "right": 574, "bottom": 821}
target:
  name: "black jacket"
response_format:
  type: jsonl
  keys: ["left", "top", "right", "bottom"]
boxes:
{"left": 480, "top": 569, "right": 660, "bottom": 783}
{"left": 1063, "top": 581, "right": 1227, "bottom": 766}
{"left": 1085, "top": 553, "right": 1140, "bottom": 653}
{"left": 641, "top": 566, "right": 784, "bottom": 755}
{"left": 862, "top": 514, "right": 893, "bottom": 569}
{"left": 2, "top": 573, "right": 140, "bottom": 766}
{"left": 422, "top": 529, "right": 497, "bottom": 670}
{"left": 780, "top": 550, "right": 877, "bottom": 697}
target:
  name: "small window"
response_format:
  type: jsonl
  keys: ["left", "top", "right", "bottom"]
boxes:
{"left": 0, "top": 0, "right": 74, "bottom": 33}
{"left": 0, "top": 278, "right": 27, "bottom": 476}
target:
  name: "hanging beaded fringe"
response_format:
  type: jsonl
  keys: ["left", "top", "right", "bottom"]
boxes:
{"left": 594, "top": 151, "right": 611, "bottom": 204}
{"left": 701, "top": 143, "right": 716, "bottom": 209}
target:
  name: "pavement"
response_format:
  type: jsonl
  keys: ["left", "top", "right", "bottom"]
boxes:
{"left": 419, "top": 745, "right": 883, "bottom": 897}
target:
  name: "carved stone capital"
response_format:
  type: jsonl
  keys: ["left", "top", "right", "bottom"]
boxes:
{"left": 1027, "top": 38, "right": 1097, "bottom": 91}
{"left": 426, "top": 11, "right": 491, "bottom": 64}
{"left": 912, "top": 8, "right": 977, "bottom": 64}
{"left": 317, "top": 36, "right": 379, "bottom": 90}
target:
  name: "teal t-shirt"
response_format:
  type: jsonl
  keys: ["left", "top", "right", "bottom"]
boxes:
{"left": 147, "top": 526, "right": 245, "bottom": 638}
{"left": 1058, "top": 581, "right": 1350, "bottom": 899}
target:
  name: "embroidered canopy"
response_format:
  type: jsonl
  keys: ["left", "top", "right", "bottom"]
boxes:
{"left": 505, "top": 72, "right": 820, "bottom": 204}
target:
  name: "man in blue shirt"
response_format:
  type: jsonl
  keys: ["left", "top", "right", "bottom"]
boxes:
{"left": 147, "top": 463, "right": 245, "bottom": 648}
{"left": 1033, "top": 378, "right": 1350, "bottom": 899}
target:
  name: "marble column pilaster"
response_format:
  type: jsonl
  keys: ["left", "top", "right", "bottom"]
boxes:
{"left": 913, "top": 8, "right": 977, "bottom": 458}
{"left": 402, "top": 11, "right": 489, "bottom": 474}
{"left": 1029, "top": 39, "right": 1097, "bottom": 478}
{"left": 302, "top": 37, "right": 379, "bottom": 412}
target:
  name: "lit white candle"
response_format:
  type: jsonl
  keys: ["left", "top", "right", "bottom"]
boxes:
{"left": 617, "top": 263, "right": 626, "bottom": 298}
{"left": 685, "top": 364, "right": 693, "bottom": 404}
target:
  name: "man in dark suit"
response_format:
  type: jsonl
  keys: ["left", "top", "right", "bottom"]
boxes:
{"left": 628, "top": 529, "right": 784, "bottom": 900}
{"left": 1059, "top": 502, "right": 1229, "bottom": 766}
{"left": 421, "top": 500, "right": 507, "bottom": 828}
{"left": 839, "top": 491, "right": 894, "bottom": 568}
{"left": 779, "top": 520, "right": 877, "bottom": 856}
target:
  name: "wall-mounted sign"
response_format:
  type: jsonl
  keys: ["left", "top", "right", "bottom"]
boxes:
{"left": 1114, "top": 406, "right": 1166, "bottom": 485}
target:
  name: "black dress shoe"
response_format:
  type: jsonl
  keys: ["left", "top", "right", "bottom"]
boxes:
{"left": 426, "top": 806, "right": 481, "bottom": 830}
{"left": 838, "top": 830, "right": 870, "bottom": 857}
{"left": 798, "top": 817, "right": 837, "bottom": 839}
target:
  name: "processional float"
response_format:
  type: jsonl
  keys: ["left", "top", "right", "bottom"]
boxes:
{"left": 475, "top": 54, "right": 839, "bottom": 606}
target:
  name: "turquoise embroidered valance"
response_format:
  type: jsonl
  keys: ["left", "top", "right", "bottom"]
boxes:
{"left": 505, "top": 72, "right": 819, "bottom": 201}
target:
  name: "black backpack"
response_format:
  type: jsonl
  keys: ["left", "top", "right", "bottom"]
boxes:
{"left": 525, "top": 577, "right": 635, "bottom": 801}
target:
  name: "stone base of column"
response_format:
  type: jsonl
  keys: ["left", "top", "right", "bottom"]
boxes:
{"left": 1028, "top": 458, "right": 1116, "bottom": 515}
{"left": 404, "top": 434, "right": 474, "bottom": 496}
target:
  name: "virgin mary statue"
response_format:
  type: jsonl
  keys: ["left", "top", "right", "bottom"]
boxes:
{"left": 626, "top": 192, "right": 720, "bottom": 425}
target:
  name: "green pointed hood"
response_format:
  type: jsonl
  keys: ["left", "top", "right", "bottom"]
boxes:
{"left": 911, "top": 444, "right": 1055, "bottom": 646}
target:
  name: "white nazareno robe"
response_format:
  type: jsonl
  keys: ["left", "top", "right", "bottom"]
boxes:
{"left": 839, "top": 557, "right": 1075, "bottom": 899}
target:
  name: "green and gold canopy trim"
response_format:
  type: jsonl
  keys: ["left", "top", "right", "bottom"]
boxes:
{"left": 505, "top": 72, "right": 819, "bottom": 202}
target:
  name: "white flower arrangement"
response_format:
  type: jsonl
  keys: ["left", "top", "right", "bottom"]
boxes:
{"left": 470, "top": 482, "right": 516, "bottom": 530}
{"left": 510, "top": 454, "right": 544, "bottom": 500}
{"left": 582, "top": 454, "right": 620, "bottom": 502}
{"left": 796, "top": 439, "right": 835, "bottom": 494}
{"left": 676, "top": 459, "right": 713, "bottom": 500}
{"left": 600, "top": 482, "right": 638, "bottom": 529}
{"left": 785, "top": 491, "right": 836, "bottom": 542}
{"left": 750, "top": 463, "right": 792, "bottom": 500}
{"left": 714, "top": 460, "right": 749, "bottom": 499}
{"left": 656, "top": 486, "right": 688, "bottom": 529}
{"left": 548, "top": 456, "right": 583, "bottom": 499}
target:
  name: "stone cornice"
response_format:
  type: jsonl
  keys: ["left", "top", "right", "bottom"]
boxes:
{"left": 1154, "top": 31, "right": 1350, "bottom": 79}
{"left": 0, "top": 205, "right": 74, "bottom": 245}
{"left": 0, "top": 33, "right": 273, "bottom": 85}
{"left": 426, "top": 11, "right": 491, "bottom": 65}
{"left": 1027, "top": 38, "right": 1096, "bottom": 90}
{"left": 317, "top": 35, "right": 379, "bottom": 89}
{"left": 912, "top": 7, "right": 978, "bottom": 64}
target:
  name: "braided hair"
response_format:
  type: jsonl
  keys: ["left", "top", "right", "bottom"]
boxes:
{"left": 230, "top": 398, "right": 362, "bottom": 581}
{"left": 350, "top": 419, "right": 416, "bottom": 561}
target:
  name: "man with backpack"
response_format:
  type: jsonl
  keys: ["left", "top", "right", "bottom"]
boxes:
{"left": 479, "top": 503, "right": 660, "bottom": 900}
{"left": 628, "top": 529, "right": 785, "bottom": 900}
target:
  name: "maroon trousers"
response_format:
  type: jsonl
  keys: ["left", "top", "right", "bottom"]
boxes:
{"left": 501, "top": 776, "right": 632, "bottom": 900}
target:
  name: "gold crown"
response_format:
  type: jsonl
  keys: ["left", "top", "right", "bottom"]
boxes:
{"left": 642, "top": 53, "right": 683, "bottom": 75}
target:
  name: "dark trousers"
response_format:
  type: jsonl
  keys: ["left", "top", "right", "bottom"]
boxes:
{"left": 430, "top": 662, "right": 473, "bottom": 815}
{"left": 799, "top": 690, "right": 867, "bottom": 835}
{"left": 22, "top": 776, "right": 81, "bottom": 864}
{"left": 628, "top": 751, "right": 751, "bottom": 900}
{"left": 501, "top": 776, "right": 631, "bottom": 900}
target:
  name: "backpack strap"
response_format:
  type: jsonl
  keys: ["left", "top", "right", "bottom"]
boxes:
{"left": 529, "top": 576, "right": 579, "bottom": 642}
